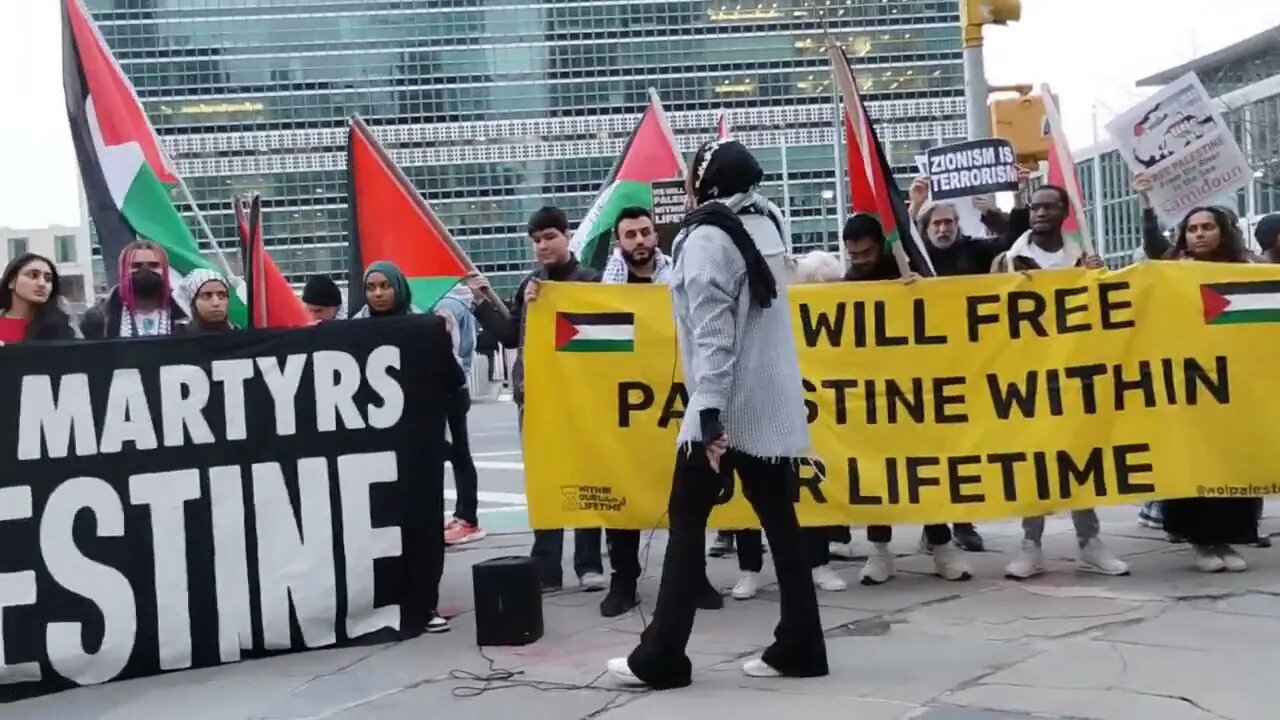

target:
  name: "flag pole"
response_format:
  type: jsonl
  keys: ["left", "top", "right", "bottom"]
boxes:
{"left": 175, "top": 172, "right": 239, "bottom": 281}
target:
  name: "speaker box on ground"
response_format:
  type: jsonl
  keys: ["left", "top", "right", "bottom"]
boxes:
{"left": 472, "top": 556, "right": 544, "bottom": 647}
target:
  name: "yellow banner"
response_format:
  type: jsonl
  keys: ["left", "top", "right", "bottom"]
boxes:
{"left": 523, "top": 262, "right": 1280, "bottom": 529}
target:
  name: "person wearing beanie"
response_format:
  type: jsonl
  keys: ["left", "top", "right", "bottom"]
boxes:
{"left": 302, "top": 274, "right": 345, "bottom": 322}
{"left": 1256, "top": 214, "right": 1280, "bottom": 263}
{"left": 177, "top": 268, "right": 236, "bottom": 334}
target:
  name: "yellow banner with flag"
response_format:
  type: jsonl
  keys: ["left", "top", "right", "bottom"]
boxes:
{"left": 523, "top": 262, "right": 1280, "bottom": 530}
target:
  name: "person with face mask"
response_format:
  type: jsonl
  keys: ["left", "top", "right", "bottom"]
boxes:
{"left": 176, "top": 269, "right": 236, "bottom": 334}
{"left": 87, "top": 239, "right": 187, "bottom": 339}
{"left": 0, "top": 253, "right": 75, "bottom": 343}
{"left": 608, "top": 139, "right": 826, "bottom": 690}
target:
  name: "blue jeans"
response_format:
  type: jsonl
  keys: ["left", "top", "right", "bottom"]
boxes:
{"left": 531, "top": 528, "right": 604, "bottom": 585}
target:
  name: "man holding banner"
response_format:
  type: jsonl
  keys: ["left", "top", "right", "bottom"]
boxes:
{"left": 991, "top": 184, "right": 1128, "bottom": 580}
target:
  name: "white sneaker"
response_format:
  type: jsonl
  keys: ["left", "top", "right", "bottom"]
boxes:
{"left": 859, "top": 542, "right": 895, "bottom": 585}
{"left": 1220, "top": 546, "right": 1247, "bottom": 572}
{"left": 1194, "top": 545, "right": 1226, "bottom": 573}
{"left": 931, "top": 544, "right": 972, "bottom": 581}
{"left": 580, "top": 572, "right": 608, "bottom": 592}
{"left": 812, "top": 564, "right": 847, "bottom": 591}
{"left": 743, "top": 658, "right": 782, "bottom": 678}
{"left": 1078, "top": 538, "right": 1129, "bottom": 576}
{"left": 732, "top": 571, "right": 760, "bottom": 600}
{"left": 606, "top": 658, "right": 646, "bottom": 687}
{"left": 828, "top": 541, "right": 857, "bottom": 560}
{"left": 1005, "top": 539, "right": 1045, "bottom": 579}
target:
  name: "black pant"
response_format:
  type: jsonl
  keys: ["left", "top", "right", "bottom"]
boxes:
{"left": 606, "top": 529, "right": 643, "bottom": 587}
{"left": 866, "top": 524, "right": 952, "bottom": 545}
{"left": 627, "top": 445, "right": 828, "bottom": 689}
{"left": 447, "top": 388, "right": 480, "bottom": 525}
{"left": 737, "top": 527, "right": 832, "bottom": 573}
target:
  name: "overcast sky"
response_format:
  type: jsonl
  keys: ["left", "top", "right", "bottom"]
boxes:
{"left": 2, "top": 0, "right": 1278, "bottom": 229}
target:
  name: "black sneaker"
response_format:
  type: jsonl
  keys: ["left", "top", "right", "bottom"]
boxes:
{"left": 708, "top": 532, "right": 735, "bottom": 558}
{"left": 540, "top": 578, "right": 564, "bottom": 594}
{"left": 1255, "top": 535, "right": 1272, "bottom": 548}
{"left": 953, "top": 524, "right": 985, "bottom": 552}
{"left": 600, "top": 583, "right": 639, "bottom": 618}
{"left": 426, "top": 614, "right": 450, "bottom": 633}
{"left": 696, "top": 582, "right": 724, "bottom": 610}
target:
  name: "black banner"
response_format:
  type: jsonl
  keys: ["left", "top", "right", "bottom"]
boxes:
{"left": 0, "top": 316, "right": 454, "bottom": 697}
{"left": 926, "top": 139, "right": 1020, "bottom": 200}
{"left": 651, "top": 178, "right": 687, "bottom": 254}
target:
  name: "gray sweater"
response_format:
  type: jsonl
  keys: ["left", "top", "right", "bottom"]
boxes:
{"left": 668, "top": 192, "right": 811, "bottom": 460}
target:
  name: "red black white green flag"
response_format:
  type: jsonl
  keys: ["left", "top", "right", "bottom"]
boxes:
{"left": 1042, "top": 84, "right": 1095, "bottom": 254}
{"left": 62, "top": 0, "right": 246, "bottom": 324}
{"left": 234, "top": 193, "right": 310, "bottom": 328}
{"left": 828, "top": 42, "right": 936, "bottom": 277}
{"left": 346, "top": 115, "right": 476, "bottom": 316}
{"left": 571, "top": 90, "right": 685, "bottom": 270}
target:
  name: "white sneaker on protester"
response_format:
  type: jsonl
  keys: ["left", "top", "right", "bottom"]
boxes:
{"left": 859, "top": 542, "right": 895, "bottom": 585}
{"left": 580, "top": 572, "right": 608, "bottom": 592}
{"left": 743, "top": 658, "right": 782, "bottom": 678}
{"left": 1220, "top": 546, "right": 1247, "bottom": 572}
{"left": 606, "top": 658, "right": 646, "bottom": 687}
{"left": 1005, "top": 539, "right": 1046, "bottom": 579}
{"left": 1078, "top": 538, "right": 1129, "bottom": 576}
{"left": 931, "top": 543, "right": 972, "bottom": 581}
{"left": 1194, "top": 545, "right": 1226, "bottom": 573}
{"left": 812, "top": 564, "right": 847, "bottom": 591}
{"left": 732, "top": 571, "right": 761, "bottom": 600}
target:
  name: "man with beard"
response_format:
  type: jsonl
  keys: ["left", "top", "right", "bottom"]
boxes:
{"left": 538, "top": 206, "right": 723, "bottom": 616}
{"left": 897, "top": 171, "right": 1031, "bottom": 552}
{"left": 83, "top": 239, "right": 187, "bottom": 338}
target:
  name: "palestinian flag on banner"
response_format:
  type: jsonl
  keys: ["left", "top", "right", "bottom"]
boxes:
{"left": 571, "top": 89, "right": 685, "bottom": 271}
{"left": 62, "top": 0, "right": 246, "bottom": 325}
{"left": 1042, "top": 84, "right": 1095, "bottom": 254}
{"left": 828, "top": 41, "right": 935, "bottom": 277}
{"left": 554, "top": 312, "right": 636, "bottom": 352}
{"left": 346, "top": 115, "right": 475, "bottom": 316}
{"left": 1201, "top": 281, "right": 1280, "bottom": 325}
{"left": 235, "top": 194, "right": 311, "bottom": 328}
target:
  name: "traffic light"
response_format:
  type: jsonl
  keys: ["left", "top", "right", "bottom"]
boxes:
{"left": 960, "top": 0, "right": 1022, "bottom": 47}
{"left": 990, "top": 93, "right": 1049, "bottom": 165}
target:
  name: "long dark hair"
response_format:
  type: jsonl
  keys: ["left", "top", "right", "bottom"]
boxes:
{"left": 0, "top": 253, "right": 71, "bottom": 339}
{"left": 1166, "top": 206, "right": 1248, "bottom": 263}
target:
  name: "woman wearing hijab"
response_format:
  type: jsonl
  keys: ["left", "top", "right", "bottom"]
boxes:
{"left": 0, "top": 253, "right": 76, "bottom": 343}
{"left": 608, "top": 140, "right": 827, "bottom": 690}
{"left": 176, "top": 269, "right": 237, "bottom": 334}
{"left": 353, "top": 261, "right": 419, "bottom": 318}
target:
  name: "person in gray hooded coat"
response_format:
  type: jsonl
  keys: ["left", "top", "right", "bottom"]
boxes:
{"left": 607, "top": 140, "right": 827, "bottom": 690}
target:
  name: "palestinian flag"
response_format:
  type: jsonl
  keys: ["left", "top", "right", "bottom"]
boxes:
{"left": 717, "top": 111, "right": 729, "bottom": 139}
{"left": 62, "top": 0, "right": 245, "bottom": 325}
{"left": 571, "top": 89, "right": 684, "bottom": 271}
{"left": 828, "top": 42, "right": 935, "bottom": 277}
{"left": 555, "top": 312, "right": 635, "bottom": 353}
{"left": 235, "top": 194, "right": 311, "bottom": 328}
{"left": 346, "top": 115, "right": 473, "bottom": 316}
{"left": 1042, "top": 84, "right": 1094, "bottom": 254}
{"left": 1201, "top": 282, "right": 1280, "bottom": 325}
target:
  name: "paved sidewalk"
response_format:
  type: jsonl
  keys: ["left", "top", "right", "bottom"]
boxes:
{"left": 8, "top": 507, "right": 1279, "bottom": 720}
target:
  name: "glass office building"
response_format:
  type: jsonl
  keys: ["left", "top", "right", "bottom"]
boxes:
{"left": 86, "top": 0, "right": 967, "bottom": 294}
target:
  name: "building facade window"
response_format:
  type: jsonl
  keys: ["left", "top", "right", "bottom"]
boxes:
{"left": 7, "top": 237, "right": 28, "bottom": 259}
{"left": 55, "top": 234, "right": 78, "bottom": 264}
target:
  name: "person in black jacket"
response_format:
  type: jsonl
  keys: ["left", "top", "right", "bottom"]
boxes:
{"left": 0, "top": 253, "right": 76, "bottom": 343}
{"left": 466, "top": 206, "right": 606, "bottom": 592}
{"left": 85, "top": 239, "right": 187, "bottom": 339}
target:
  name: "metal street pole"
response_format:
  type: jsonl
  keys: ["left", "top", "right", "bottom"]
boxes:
{"left": 963, "top": 46, "right": 992, "bottom": 139}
